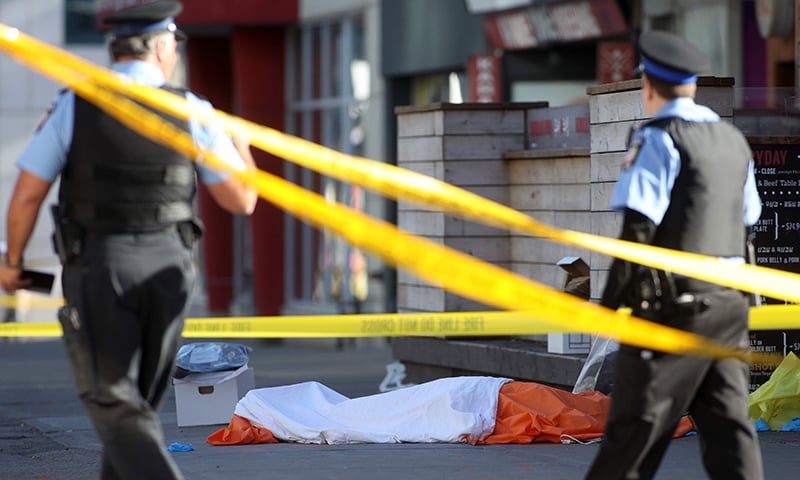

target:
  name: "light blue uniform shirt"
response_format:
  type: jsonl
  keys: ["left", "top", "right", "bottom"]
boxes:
{"left": 611, "top": 97, "right": 761, "bottom": 226}
{"left": 611, "top": 97, "right": 762, "bottom": 227}
{"left": 16, "top": 61, "right": 240, "bottom": 184}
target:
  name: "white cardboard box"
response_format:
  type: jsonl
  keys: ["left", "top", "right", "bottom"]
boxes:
{"left": 173, "top": 366, "right": 255, "bottom": 427}
{"left": 547, "top": 333, "right": 591, "bottom": 354}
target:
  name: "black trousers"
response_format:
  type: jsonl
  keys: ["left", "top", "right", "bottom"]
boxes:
{"left": 585, "top": 288, "right": 763, "bottom": 480}
{"left": 60, "top": 229, "right": 194, "bottom": 480}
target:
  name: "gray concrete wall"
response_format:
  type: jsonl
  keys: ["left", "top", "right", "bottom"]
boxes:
{"left": 395, "top": 102, "right": 543, "bottom": 313}
{"left": 392, "top": 78, "right": 735, "bottom": 386}
{"left": 1, "top": 0, "right": 106, "bottom": 322}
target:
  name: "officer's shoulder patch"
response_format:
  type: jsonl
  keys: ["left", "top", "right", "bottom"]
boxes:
{"left": 622, "top": 136, "right": 644, "bottom": 170}
{"left": 34, "top": 104, "right": 55, "bottom": 134}
{"left": 34, "top": 88, "right": 68, "bottom": 134}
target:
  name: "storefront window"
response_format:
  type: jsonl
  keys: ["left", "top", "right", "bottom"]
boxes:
{"left": 643, "top": 0, "right": 737, "bottom": 79}
{"left": 680, "top": 2, "right": 730, "bottom": 76}
{"left": 65, "top": 0, "right": 105, "bottom": 44}
{"left": 285, "top": 14, "right": 370, "bottom": 313}
{"left": 511, "top": 80, "right": 593, "bottom": 105}
{"left": 411, "top": 72, "right": 467, "bottom": 105}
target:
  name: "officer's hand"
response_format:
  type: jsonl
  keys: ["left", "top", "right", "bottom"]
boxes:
{"left": 0, "top": 265, "right": 30, "bottom": 293}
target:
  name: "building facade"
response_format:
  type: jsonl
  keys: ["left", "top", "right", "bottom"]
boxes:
{"left": 0, "top": 0, "right": 107, "bottom": 315}
{"left": 0, "top": 0, "right": 794, "bottom": 321}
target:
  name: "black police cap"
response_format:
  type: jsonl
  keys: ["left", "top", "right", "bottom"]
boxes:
{"left": 636, "top": 31, "right": 709, "bottom": 84}
{"left": 103, "top": 1, "right": 186, "bottom": 41}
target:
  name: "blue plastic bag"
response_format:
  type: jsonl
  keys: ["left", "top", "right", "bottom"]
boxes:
{"left": 174, "top": 342, "right": 251, "bottom": 378}
{"left": 166, "top": 442, "right": 194, "bottom": 452}
{"left": 754, "top": 418, "right": 770, "bottom": 432}
{"left": 779, "top": 417, "right": 800, "bottom": 432}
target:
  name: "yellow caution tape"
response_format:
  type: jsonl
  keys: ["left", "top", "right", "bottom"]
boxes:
{"left": 1, "top": 305, "right": 798, "bottom": 339}
{"left": 0, "top": 295, "right": 64, "bottom": 309}
{"left": 182, "top": 306, "right": 800, "bottom": 337}
{"left": 0, "top": 24, "right": 783, "bottom": 362}
{"left": 1, "top": 24, "right": 798, "bottom": 304}
{"left": 181, "top": 311, "right": 575, "bottom": 339}
{"left": 749, "top": 304, "right": 800, "bottom": 331}
{"left": 0, "top": 321, "right": 63, "bottom": 337}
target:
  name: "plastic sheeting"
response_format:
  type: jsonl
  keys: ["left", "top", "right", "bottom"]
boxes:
{"left": 227, "top": 377, "right": 510, "bottom": 444}
{"left": 572, "top": 336, "right": 618, "bottom": 395}
{"left": 174, "top": 342, "right": 251, "bottom": 378}
{"left": 209, "top": 379, "right": 675, "bottom": 446}
{"left": 749, "top": 352, "right": 800, "bottom": 431}
{"left": 478, "top": 381, "right": 610, "bottom": 444}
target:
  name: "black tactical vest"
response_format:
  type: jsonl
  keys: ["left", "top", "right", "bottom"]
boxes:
{"left": 59, "top": 87, "right": 197, "bottom": 233}
{"left": 648, "top": 117, "right": 750, "bottom": 257}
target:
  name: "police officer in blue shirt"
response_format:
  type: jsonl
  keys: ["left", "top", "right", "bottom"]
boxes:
{"left": 585, "top": 31, "right": 764, "bottom": 480}
{"left": 0, "top": 2, "right": 256, "bottom": 479}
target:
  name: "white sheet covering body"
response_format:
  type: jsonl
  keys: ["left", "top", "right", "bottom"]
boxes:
{"left": 234, "top": 376, "right": 511, "bottom": 444}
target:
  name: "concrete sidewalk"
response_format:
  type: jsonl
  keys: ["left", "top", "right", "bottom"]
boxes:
{"left": 2, "top": 338, "right": 799, "bottom": 479}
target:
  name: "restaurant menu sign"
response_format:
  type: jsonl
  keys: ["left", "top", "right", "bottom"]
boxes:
{"left": 749, "top": 142, "right": 800, "bottom": 391}
{"left": 481, "top": 0, "right": 626, "bottom": 50}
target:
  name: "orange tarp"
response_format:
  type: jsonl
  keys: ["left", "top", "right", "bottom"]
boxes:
{"left": 207, "top": 381, "right": 695, "bottom": 446}
{"left": 477, "top": 381, "right": 610, "bottom": 444}
{"left": 208, "top": 414, "right": 278, "bottom": 445}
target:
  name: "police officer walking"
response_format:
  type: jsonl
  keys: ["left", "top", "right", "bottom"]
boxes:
{"left": 584, "top": 31, "right": 764, "bottom": 479}
{"left": 0, "top": 2, "right": 257, "bottom": 479}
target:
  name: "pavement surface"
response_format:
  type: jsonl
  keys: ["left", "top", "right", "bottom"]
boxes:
{"left": 1, "top": 336, "right": 800, "bottom": 479}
